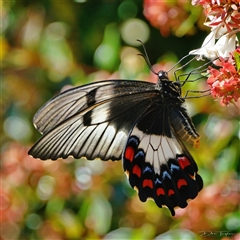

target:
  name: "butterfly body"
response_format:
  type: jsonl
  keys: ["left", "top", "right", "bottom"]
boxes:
{"left": 29, "top": 70, "right": 203, "bottom": 216}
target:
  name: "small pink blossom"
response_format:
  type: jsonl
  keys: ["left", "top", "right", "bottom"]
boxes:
{"left": 192, "top": 0, "right": 240, "bottom": 31}
{"left": 207, "top": 51, "right": 240, "bottom": 106}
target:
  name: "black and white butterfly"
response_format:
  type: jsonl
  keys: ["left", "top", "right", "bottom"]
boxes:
{"left": 29, "top": 53, "right": 204, "bottom": 216}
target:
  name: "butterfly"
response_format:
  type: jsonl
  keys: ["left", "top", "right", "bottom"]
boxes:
{"left": 29, "top": 54, "right": 203, "bottom": 216}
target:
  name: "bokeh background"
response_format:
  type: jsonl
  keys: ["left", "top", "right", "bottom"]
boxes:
{"left": 1, "top": 1, "right": 240, "bottom": 239}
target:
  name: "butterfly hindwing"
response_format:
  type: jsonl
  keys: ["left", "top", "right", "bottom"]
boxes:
{"left": 123, "top": 104, "right": 203, "bottom": 216}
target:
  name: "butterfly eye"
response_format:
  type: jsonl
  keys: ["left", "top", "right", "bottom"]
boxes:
{"left": 158, "top": 70, "right": 168, "bottom": 80}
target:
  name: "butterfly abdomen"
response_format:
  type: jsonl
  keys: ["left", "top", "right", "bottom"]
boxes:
{"left": 169, "top": 106, "right": 200, "bottom": 148}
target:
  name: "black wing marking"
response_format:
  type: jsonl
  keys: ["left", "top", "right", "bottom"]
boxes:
{"left": 123, "top": 105, "right": 203, "bottom": 216}
{"left": 33, "top": 80, "right": 158, "bottom": 134}
{"left": 29, "top": 80, "right": 161, "bottom": 160}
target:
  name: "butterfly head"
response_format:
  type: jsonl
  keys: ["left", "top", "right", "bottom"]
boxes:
{"left": 158, "top": 70, "right": 169, "bottom": 81}
{"left": 156, "top": 70, "right": 182, "bottom": 100}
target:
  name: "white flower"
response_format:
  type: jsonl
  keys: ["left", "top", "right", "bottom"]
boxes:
{"left": 189, "top": 31, "right": 238, "bottom": 60}
{"left": 214, "top": 34, "right": 237, "bottom": 58}
{"left": 189, "top": 31, "right": 216, "bottom": 60}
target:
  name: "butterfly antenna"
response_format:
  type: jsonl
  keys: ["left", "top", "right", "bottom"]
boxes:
{"left": 167, "top": 54, "right": 196, "bottom": 73}
{"left": 169, "top": 31, "right": 217, "bottom": 73}
{"left": 137, "top": 39, "right": 158, "bottom": 75}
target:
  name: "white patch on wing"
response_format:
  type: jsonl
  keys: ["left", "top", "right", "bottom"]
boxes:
{"left": 131, "top": 127, "right": 145, "bottom": 139}
{"left": 130, "top": 126, "right": 182, "bottom": 175}
{"left": 95, "top": 85, "right": 114, "bottom": 101}
{"left": 139, "top": 134, "right": 150, "bottom": 151}
{"left": 145, "top": 143, "right": 153, "bottom": 165}
{"left": 93, "top": 126, "right": 116, "bottom": 156}
{"left": 157, "top": 145, "right": 165, "bottom": 165}
{"left": 98, "top": 125, "right": 116, "bottom": 157}
{"left": 90, "top": 102, "right": 112, "bottom": 124}
{"left": 64, "top": 124, "right": 87, "bottom": 154}
{"left": 75, "top": 125, "right": 97, "bottom": 153}
{"left": 106, "top": 130, "right": 127, "bottom": 159}
{"left": 150, "top": 135, "right": 161, "bottom": 150}
{"left": 154, "top": 150, "right": 161, "bottom": 172}
{"left": 160, "top": 137, "right": 178, "bottom": 161}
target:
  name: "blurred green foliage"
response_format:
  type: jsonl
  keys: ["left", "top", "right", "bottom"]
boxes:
{"left": 1, "top": 0, "right": 240, "bottom": 240}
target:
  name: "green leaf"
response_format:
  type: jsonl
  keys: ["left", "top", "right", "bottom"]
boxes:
{"left": 233, "top": 51, "right": 240, "bottom": 72}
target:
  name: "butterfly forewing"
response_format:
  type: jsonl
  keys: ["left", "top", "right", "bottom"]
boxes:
{"left": 29, "top": 80, "right": 161, "bottom": 160}
{"left": 33, "top": 80, "right": 158, "bottom": 134}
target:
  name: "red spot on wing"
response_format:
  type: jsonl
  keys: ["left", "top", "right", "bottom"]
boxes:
{"left": 143, "top": 179, "right": 153, "bottom": 189}
{"left": 132, "top": 165, "right": 141, "bottom": 178}
{"left": 177, "top": 179, "right": 187, "bottom": 189}
{"left": 178, "top": 156, "right": 191, "bottom": 170}
{"left": 124, "top": 146, "right": 134, "bottom": 162}
{"left": 156, "top": 188, "right": 165, "bottom": 196}
{"left": 168, "top": 189, "right": 175, "bottom": 196}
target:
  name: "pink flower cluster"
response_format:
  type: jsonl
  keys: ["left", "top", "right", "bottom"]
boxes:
{"left": 191, "top": 0, "right": 240, "bottom": 106}
{"left": 192, "top": 0, "right": 240, "bottom": 31}
{"left": 207, "top": 48, "right": 240, "bottom": 106}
